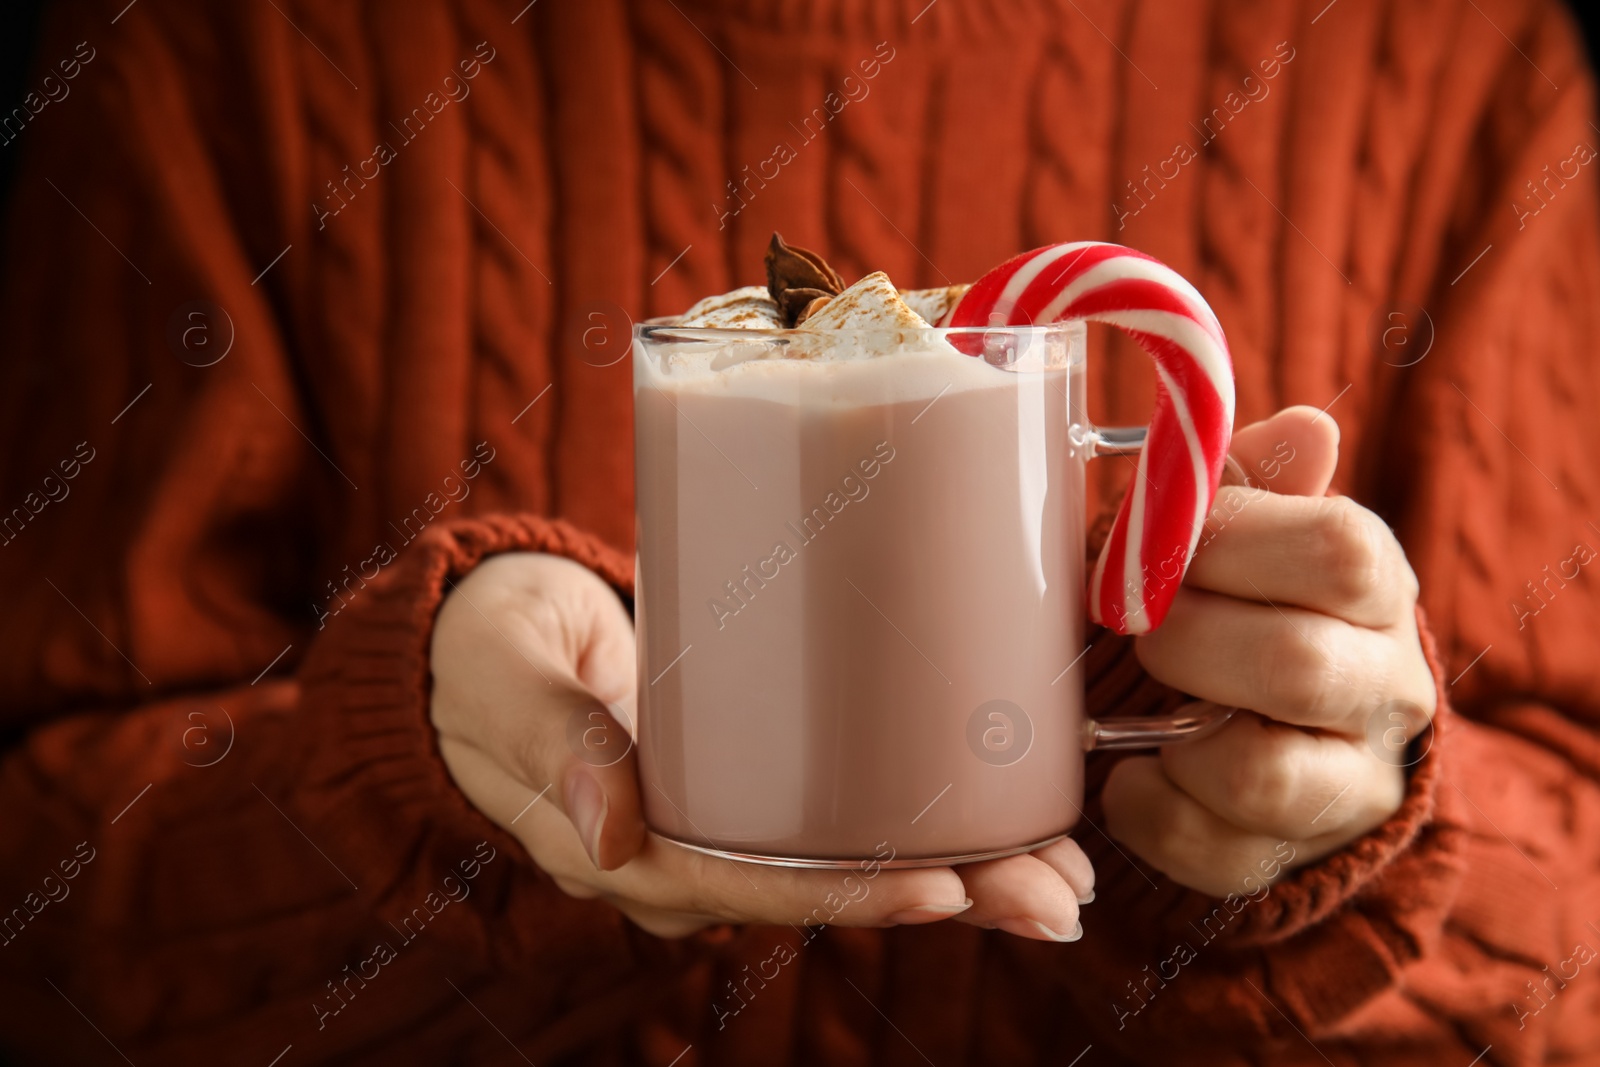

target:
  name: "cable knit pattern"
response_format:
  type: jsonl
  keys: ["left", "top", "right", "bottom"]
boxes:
{"left": 1, "top": 0, "right": 1598, "bottom": 1064}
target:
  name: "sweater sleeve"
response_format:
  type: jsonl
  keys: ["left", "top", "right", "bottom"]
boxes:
{"left": 0, "top": 4, "right": 669, "bottom": 1065}
{"left": 1071, "top": 1, "right": 1600, "bottom": 1059}
{"left": 0, "top": 519, "right": 660, "bottom": 1064}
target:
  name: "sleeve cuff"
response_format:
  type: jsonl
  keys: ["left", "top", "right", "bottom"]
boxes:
{"left": 1077, "top": 603, "right": 1471, "bottom": 1033}
{"left": 301, "top": 513, "right": 632, "bottom": 813}
{"left": 1208, "top": 602, "right": 1462, "bottom": 947}
{"left": 293, "top": 514, "right": 648, "bottom": 968}
{"left": 1118, "top": 602, "right": 1470, "bottom": 1030}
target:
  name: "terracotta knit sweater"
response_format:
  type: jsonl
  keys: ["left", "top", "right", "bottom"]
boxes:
{"left": 2, "top": 0, "right": 1599, "bottom": 1063}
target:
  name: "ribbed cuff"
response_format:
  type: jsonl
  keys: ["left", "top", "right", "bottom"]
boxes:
{"left": 1209, "top": 603, "right": 1461, "bottom": 947}
{"left": 1076, "top": 604, "right": 1469, "bottom": 1035}
{"left": 302, "top": 513, "right": 632, "bottom": 810}
{"left": 293, "top": 514, "right": 639, "bottom": 965}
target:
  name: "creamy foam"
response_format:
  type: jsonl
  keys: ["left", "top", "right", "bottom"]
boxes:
{"left": 670, "top": 272, "right": 944, "bottom": 362}
{"left": 637, "top": 343, "right": 1005, "bottom": 404}
{"left": 899, "top": 284, "right": 970, "bottom": 325}
{"left": 678, "top": 286, "right": 781, "bottom": 329}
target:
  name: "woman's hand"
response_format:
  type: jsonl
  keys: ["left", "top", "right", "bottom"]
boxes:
{"left": 1102, "top": 406, "right": 1437, "bottom": 898}
{"left": 430, "top": 552, "right": 1094, "bottom": 941}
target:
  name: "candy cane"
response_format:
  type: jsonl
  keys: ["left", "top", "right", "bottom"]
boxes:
{"left": 943, "top": 243, "right": 1236, "bottom": 635}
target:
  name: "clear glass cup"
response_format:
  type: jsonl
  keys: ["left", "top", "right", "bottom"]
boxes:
{"left": 633, "top": 322, "right": 1228, "bottom": 868}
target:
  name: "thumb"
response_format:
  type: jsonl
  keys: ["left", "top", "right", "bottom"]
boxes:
{"left": 516, "top": 678, "right": 647, "bottom": 872}
{"left": 1225, "top": 405, "right": 1339, "bottom": 497}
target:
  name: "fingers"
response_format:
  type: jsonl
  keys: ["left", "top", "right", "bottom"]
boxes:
{"left": 433, "top": 616, "right": 647, "bottom": 871}
{"left": 1225, "top": 405, "right": 1340, "bottom": 497}
{"left": 556, "top": 556, "right": 639, "bottom": 715}
{"left": 533, "top": 689, "right": 646, "bottom": 872}
{"left": 1136, "top": 587, "right": 1426, "bottom": 734}
{"left": 956, "top": 853, "right": 1083, "bottom": 942}
{"left": 1188, "top": 491, "right": 1417, "bottom": 628}
{"left": 1032, "top": 836, "right": 1096, "bottom": 903}
{"left": 1105, "top": 409, "right": 1427, "bottom": 897}
{"left": 528, "top": 795, "right": 1095, "bottom": 941}
{"left": 1201, "top": 408, "right": 1416, "bottom": 629}
{"left": 433, "top": 555, "right": 648, "bottom": 872}
{"left": 1102, "top": 756, "right": 1303, "bottom": 899}
{"left": 572, "top": 830, "right": 972, "bottom": 929}
{"left": 1157, "top": 708, "right": 1406, "bottom": 841}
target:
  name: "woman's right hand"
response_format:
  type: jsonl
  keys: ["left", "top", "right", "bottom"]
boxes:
{"left": 430, "top": 551, "right": 1092, "bottom": 940}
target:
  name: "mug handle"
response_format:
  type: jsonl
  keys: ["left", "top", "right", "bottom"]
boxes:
{"left": 1078, "top": 429, "right": 1248, "bottom": 752}
{"left": 943, "top": 242, "right": 1242, "bottom": 746}
{"left": 943, "top": 241, "right": 1236, "bottom": 635}
{"left": 1083, "top": 702, "right": 1236, "bottom": 751}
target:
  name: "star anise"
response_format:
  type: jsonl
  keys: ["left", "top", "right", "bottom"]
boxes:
{"left": 765, "top": 232, "right": 846, "bottom": 327}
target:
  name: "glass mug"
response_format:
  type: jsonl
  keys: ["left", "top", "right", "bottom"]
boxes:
{"left": 633, "top": 321, "right": 1232, "bottom": 868}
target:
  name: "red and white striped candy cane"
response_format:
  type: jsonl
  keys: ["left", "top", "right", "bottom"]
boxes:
{"left": 943, "top": 242, "right": 1236, "bottom": 635}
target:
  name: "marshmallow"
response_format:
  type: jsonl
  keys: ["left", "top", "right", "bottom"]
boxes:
{"left": 799, "top": 272, "right": 932, "bottom": 332}
{"left": 678, "top": 286, "right": 782, "bottom": 329}
{"left": 900, "top": 285, "right": 971, "bottom": 326}
{"left": 669, "top": 274, "right": 956, "bottom": 362}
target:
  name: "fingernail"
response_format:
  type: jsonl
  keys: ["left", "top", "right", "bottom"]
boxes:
{"left": 563, "top": 769, "right": 608, "bottom": 869}
{"left": 995, "top": 918, "right": 1083, "bottom": 943}
{"left": 1077, "top": 889, "right": 1095, "bottom": 905}
{"left": 885, "top": 898, "right": 973, "bottom": 926}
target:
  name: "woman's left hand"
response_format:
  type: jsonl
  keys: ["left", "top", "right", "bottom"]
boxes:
{"left": 1102, "top": 406, "right": 1438, "bottom": 898}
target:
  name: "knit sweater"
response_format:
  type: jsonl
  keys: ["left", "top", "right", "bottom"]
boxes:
{"left": 1, "top": 0, "right": 1598, "bottom": 1063}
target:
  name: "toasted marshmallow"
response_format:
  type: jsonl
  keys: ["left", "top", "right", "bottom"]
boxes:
{"left": 783, "top": 272, "right": 968, "bottom": 361}
{"left": 678, "top": 286, "right": 782, "bottom": 329}
{"left": 800, "top": 272, "right": 932, "bottom": 332}
{"left": 899, "top": 285, "right": 970, "bottom": 326}
{"left": 668, "top": 273, "right": 961, "bottom": 363}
